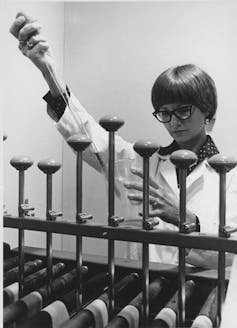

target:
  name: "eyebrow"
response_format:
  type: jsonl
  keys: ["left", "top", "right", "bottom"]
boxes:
{"left": 160, "top": 104, "right": 189, "bottom": 111}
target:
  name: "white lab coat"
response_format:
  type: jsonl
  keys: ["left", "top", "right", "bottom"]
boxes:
{"left": 51, "top": 94, "right": 237, "bottom": 268}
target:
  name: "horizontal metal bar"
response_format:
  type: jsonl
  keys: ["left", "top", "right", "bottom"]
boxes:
{"left": 18, "top": 246, "right": 232, "bottom": 281}
{"left": 4, "top": 215, "right": 237, "bottom": 253}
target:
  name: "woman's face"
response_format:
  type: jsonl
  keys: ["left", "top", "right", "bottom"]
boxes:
{"left": 161, "top": 103, "right": 207, "bottom": 145}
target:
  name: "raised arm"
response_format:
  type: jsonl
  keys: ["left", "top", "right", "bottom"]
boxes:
{"left": 10, "top": 12, "right": 135, "bottom": 172}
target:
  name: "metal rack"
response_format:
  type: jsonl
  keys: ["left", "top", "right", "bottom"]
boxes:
{"left": 3, "top": 115, "right": 237, "bottom": 327}
{"left": 4, "top": 216, "right": 237, "bottom": 253}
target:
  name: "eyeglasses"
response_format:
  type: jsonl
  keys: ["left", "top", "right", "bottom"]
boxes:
{"left": 153, "top": 105, "right": 193, "bottom": 123}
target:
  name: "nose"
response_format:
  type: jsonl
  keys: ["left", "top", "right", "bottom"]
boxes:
{"left": 169, "top": 114, "right": 181, "bottom": 128}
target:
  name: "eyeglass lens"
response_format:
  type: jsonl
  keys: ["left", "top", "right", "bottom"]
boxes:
{"left": 155, "top": 105, "right": 192, "bottom": 122}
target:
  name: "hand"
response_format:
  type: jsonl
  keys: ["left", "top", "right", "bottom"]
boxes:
{"left": 10, "top": 12, "right": 55, "bottom": 74}
{"left": 124, "top": 168, "right": 196, "bottom": 227}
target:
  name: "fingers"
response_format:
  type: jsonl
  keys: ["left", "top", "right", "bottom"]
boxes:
{"left": 11, "top": 12, "right": 48, "bottom": 62}
{"left": 19, "top": 41, "right": 50, "bottom": 58}
{"left": 27, "top": 34, "right": 48, "bottom": 49}
{"left": 149, "top": 196, "right": 158, "bottom": 207}
{"left": 130, "top": 168, "right": 159, "bottom": 189}
{"left": 18, "top": 21, "right": 42, "bottom": 43}
{"left": 19, "top": 35, "right": 47, "bottom": 54}
{"left": 30, "top": 41, "right": 50, "bottom": 54}
{"left": 146, "top": 210, "right": 161, "bottom": 218}
{"left": 127, "top": 192, "right": 159, "bottom": 206}
{"left": 127, "top": 192, "right": 143, "bottom": 203}
{"left": 10, "top": 15, "right": 26, "bottom": 38}
{"left": 138, "top": 208, "right": 160, "bottom": 219}
{"left": 130, "top": 167, "right": 143, "bottom": 177}
{"left": 16, "top": 11, "right": 34, "bottom": 21}
{"left": 123, "top": 179, "right": 158, "bottom": 197}
{"left": 124, "top": 181, "right": 143, "bottom": 191}
{"left": 147, "top": 209, "right": 179, "bottom": 226}
{"left": 10, "top": 12, "right": 36, "bottom": 39}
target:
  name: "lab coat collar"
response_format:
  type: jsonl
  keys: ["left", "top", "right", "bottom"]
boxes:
{"left": 158, "top": 155, "right": 209, "bottom": 196}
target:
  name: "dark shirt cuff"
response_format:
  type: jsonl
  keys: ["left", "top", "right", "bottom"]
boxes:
{"left": 196, "top": 216, "right": 200, "bottom": 232}
{"left": 43, "top": 86, "right": 70, "bottom": 122}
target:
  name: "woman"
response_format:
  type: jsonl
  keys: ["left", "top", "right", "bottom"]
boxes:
{"left": 10, "top": 13, "right": 237, "bottom": 268}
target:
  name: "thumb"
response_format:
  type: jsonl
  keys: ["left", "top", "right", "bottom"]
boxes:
{"left": 139, "top": 210, "right": 160, "bottom": 218}
{"left": 16, "top": 11, "right": 34, "bottom": 22}
{"left": 10, "top": 12, "right": 36, "bottom": 38}
{"left": 10, "top": 15, "right": 26, "bottom": 38}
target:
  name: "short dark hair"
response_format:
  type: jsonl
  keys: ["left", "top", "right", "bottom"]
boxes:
{"left": 151, "top": 64, "right": 217, "bottom": 120}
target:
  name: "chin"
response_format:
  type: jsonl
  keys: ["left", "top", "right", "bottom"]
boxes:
{"left": 173, "top": 136, "right": 189, "bottom": 143}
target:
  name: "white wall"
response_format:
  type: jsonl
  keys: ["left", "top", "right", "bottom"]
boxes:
{"left": 62, "top": 1, "right": 237, "bottom": 256}
{"left": 2, "top": 2, "right": 65, "bottom": 250}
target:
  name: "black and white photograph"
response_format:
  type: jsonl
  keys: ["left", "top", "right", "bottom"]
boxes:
{"left": 2, "top": 1, "right": 237, "bottom": 327}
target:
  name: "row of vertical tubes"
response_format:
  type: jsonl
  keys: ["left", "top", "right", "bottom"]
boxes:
{"left": 9, "top": 156, "right": 63, "bottom": 298}
{"left": 5, "top": 121, "right": 237, "bottom": 326}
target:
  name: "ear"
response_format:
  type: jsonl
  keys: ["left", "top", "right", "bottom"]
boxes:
{"left": 205, "top": 116, "right": 216, "bottom": 133}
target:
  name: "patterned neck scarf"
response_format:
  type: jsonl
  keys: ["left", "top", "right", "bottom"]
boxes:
{"left": 158, "top": 135, "right": 219, "bottom": 185}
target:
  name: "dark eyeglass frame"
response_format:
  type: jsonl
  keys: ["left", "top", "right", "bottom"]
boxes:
{"left": 152, "top": 104, "right": 193, "bottom": 123}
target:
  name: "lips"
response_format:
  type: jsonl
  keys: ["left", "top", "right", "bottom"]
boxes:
{"left": 172, "top": 130, "right": 187, "bottom": 134}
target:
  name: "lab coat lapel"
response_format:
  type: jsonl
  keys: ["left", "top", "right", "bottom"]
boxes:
{"left": 159, "top": 157, "right": 208, "bottom": 199}
{"left": 186, "top": 160, "right": 207, "bottom": 193}
{"left": 159, "top": 158, "right": 179, "bottom": 196}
